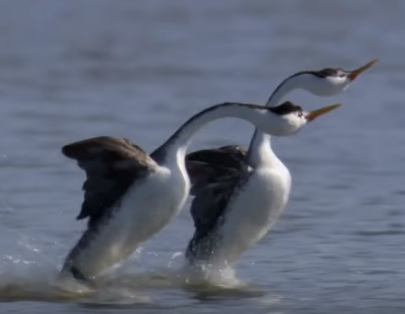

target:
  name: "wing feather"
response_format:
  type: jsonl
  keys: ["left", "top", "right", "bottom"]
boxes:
{"left": 185, "top": 145, "right": 248, "bottom": 195}
{"left": 62, "top": 136, "right": 157, "bottom": 227}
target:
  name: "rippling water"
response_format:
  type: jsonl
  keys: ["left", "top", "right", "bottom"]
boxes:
{"left": 0, "top": 1, "right": 404, "bottom": 313}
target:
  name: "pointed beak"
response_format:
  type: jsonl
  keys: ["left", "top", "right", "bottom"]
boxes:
{"left": 348, "top": 59, "right": 378, "bottom": 81}
{"left": 305, "top": 103, "right": 343, "bottom": 122}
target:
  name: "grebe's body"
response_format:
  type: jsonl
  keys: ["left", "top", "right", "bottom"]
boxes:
{"left": 60, "top": 101, "right": 337, "bottom": 282}
{"left": 185, "top": 60, "right": 377, "bottom": 267}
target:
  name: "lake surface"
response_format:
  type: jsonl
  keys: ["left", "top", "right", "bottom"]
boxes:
{"left": 0, "top": 1, "right": 404, "bottom": 313}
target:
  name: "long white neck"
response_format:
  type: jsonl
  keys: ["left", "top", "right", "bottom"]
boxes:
{"left": 152, "top": 103, "right": 273, "bottom": 166}
{"left": 246, "top": 74, "right": 307, "bottom": 166}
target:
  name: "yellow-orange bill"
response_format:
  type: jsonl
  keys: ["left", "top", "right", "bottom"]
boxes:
{"left": 306, "top": 103, "right": 343, "bottom": 122}
{"left": 348, "top": 59, "right": 378, "bottom": 81}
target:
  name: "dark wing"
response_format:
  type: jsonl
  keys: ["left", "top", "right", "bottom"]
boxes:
{"left": 185, "top": 169, "right": 250, "bottom": 263}
{"left": 62, "top": 136, "right": 157, "bottom": 227}
{"left": 185, "top": 145, "right": 248, "bottom": 195}
{"left": 186, "top": 145, "right": 247, "bottom": 169}
{"left": 189, "top": 172, "right": 243, "bottom": 241}
{"left": 185, "top": 160, "right": 241, "bottom": 196}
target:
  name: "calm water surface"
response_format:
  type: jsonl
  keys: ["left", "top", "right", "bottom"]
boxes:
{"left": 0, "top": 1, "right": 404, "bottom": 313}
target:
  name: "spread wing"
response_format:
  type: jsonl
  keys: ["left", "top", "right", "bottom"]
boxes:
{"left": 185, "top": 145, "right": 248, "bottom": 195}
{"left": 186, "top": 144, "right": 247, "bottom": 169}
{"left": 62, "top": 136, "right": 157, "bottom": 227}
{"left": 189, "top": 174, "right": 242, "bottom": 239}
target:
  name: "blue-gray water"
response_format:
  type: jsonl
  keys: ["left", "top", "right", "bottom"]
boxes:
{"left": 0, "top": 1, "right": 404, "bottom": 313}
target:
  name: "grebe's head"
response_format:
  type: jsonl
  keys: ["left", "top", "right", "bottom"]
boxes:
{"left": 267, "top": 101, "right": 342, "bottom": 136}
{"left": 292, "top": 59, "right": 377, "bottom": 97}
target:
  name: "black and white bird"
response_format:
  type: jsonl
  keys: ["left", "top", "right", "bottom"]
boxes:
{"left": 59, "top": 100, "right": 340, "bottom": 283}
{"left": 185, "top": 60, "right": 377, "bottom": 268}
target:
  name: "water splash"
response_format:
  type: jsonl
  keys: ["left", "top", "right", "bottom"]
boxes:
{"left": 0, "top": 248, "right": 264, "bottom": 305}
{"left": 0, "top": 263, "right": 152, "bottom": 304}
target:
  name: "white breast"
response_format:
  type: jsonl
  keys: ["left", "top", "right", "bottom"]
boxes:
{"left": 215, "top": 164, "right": 291, "bottom": 265}
{"left": 71, "top": 157, "right": 190, "bottom": 278}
